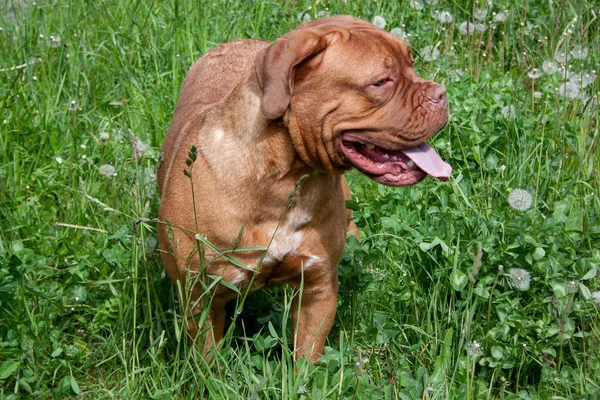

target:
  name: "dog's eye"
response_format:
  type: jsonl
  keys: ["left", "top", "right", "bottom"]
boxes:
{"left": 370, "top": 77, "right": 393, "bottom": 87}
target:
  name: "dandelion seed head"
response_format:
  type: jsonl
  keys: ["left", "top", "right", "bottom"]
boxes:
{"left": 436, "top": 11, "right": 454, "bottom": 24}
{"left": 469, "top": 341, "right": 483, "bottom": 357}
{"left": 558, "top": 81, "right": 580, "bottom": 99}
{"left": 474, "top": 8, "right": 488, "bottom": 21}
{"left": 131, "top": 134, "right": 150, "bottom": 162}
{"left": 421, "top": 45, "right": 440, "bottom": 61}
{"left": 592, "top": 291, "right": 600, "bottom": 307}
{"left": 527, "top": 68, "right": 542, "bottom": 79}
{"left": 507, "top": 268, "right": 531, "bottom": 291}
{"left": 494, "top": 11, "right": 508, "bottom": 22}
{"left": 508, "top": 188, "right": 533, "bottom": 211}
{"left": 425, "top": 0, "right": 439, "bottom": 4}
{"left": 568, "top": 280, "right": 578, "bottom": 293}
{"left": 68, "top": 100, "right": 78, "bottom": 112}
{"left": 390, "top": 27, "right": 408, "bottom": 40}
{"left": 570, "top": 71, "right": 597, "bottom": 88}
{"left": 570, "top": 45, "right": 588, "bottom": 60}
{"left": 501, "top": 105, "right": 516, "bottom": 119}
{"left": 49, "top": 35, "right": 61, "bottom": 48}
{"left": 99, "top": 164, "right": 116, "bottom": 178}
{"left": 459, "top": 21, "right": 476, "bottom": 35}
{"left": 99, "top": 131, "right": 110, "bottom": 141}
{"left": 298, "top": 12, "right": 311, "bottom": 22}
{"left": 533, "top": 91, "right": 542, "bottom": 99}
{"left": 554, "top": 52, "right": 569, "bottom": 63}
{"left": 542, "top": 60, "right": 559, "bottom": 74}
{"left": 475, "top": 23, "right": 487, "bottom": 31}
{"left": 409, "top": 0, "right": 424, "bottom": 10}
{"left": 372, "top": 15, "right": 386, "bottom": 29}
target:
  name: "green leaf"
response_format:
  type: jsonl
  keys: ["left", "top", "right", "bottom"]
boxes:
{"left": 0, "top": 360, "right": 19, "bottom": 380}
{"left": 51, "top": 348, "right": 63, "bottom": 358}
{"left": 450, "top": 269, "right": 468, "bottom": 292}
{"left": 581, "top": 266, "right": 598, "bottom": 281}
{"left": 17, "top": 378, "right": 32, "bottom": 394}
{"left": 578, "top": 282, "right": 592, "bottom": 300}
{"left": 565, "top": 211, "right": 583, "bottom": 231}
{"left": 474, "top": 286, "right": 490, "bottom": 299}
{"left": 551, "top": 282, "right": 569, "bottom": 298}
{"left": 532, "top": 247, "right": 545, "bottom": 260}
{"left": 491, "top": 346, "right": 503, "bottom": 359}
{"left": 419, "top": 237, "right": 451, "bottom": 255}
{"left": 267, "top": 321, "right": 278, "bottom": 339}
{"left": 207, "top": 275, "right": 241, "bottom": 295}
{"left": 70, "top": 376, "right": 81, "bottom": 395}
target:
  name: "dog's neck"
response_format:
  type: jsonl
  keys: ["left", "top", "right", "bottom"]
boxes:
{"left": 200, "top": 70, "right": 310, "bottom": 185}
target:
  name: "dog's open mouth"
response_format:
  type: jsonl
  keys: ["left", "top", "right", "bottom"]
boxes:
{"left": 340, "top": 136, "right": 452, "bottom": 187}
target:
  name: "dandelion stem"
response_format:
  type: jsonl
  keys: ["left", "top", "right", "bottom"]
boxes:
{"left": 486, "top": 266, "right": 502, "bottom": 332}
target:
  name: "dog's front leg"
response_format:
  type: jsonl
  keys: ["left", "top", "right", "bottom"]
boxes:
{"left": 185, "top": 291, "right": 226, "bottom": 357}
{"left": 291, "top": 276, "right": 339, "bottom": 362}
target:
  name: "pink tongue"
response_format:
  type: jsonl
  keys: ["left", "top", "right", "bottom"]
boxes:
{"left": 401, "top": 143, "right": 452, "bottom": 180}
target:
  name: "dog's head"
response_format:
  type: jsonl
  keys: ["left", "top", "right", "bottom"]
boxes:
{"left": 254, "top": 15, "right": 451, "bottom": 186}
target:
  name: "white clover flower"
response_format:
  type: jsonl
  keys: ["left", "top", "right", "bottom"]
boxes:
{"left": 99, "top": 164, "right": 116, "bottom": 177}
{"left": 474, "top": 8, "right": 488, "bottom": 21}
{"left": 56, "top": 157, "right": 63, "bottom": 164}
{"left": 459, "top": 21, "right": 476, "bottom": 35}
{"left": 99, "top": 131, "right": 110, "bottom": 141}
{"left": 592, "top": 291, "right": 600, "bottom": 307}
{"left": 494, "top": 11, "right": 509, "bottom": 22}
{"left": 421, "top": 45, "right": 440, "bottom": 61}
{"left": 508, "top": 188, "right": 532, "bottom": 211}
{"left": 437, "top": 11, "right": 454, "bottom": 24}
{"left": 507, "top": 268, "right": 531, "bottom": 291}
{"left": 390, "top": 27, "right": 408, "bottom": 40}
{"left": 372, "top": 15, "right": 386, "bottom": 29}
{"left": 554, "top": 51, "right": 569, "bottom": 63}
{"left": 425, "top": 0, "right": 439, "bottom": 4}
{"left": 409, "top": 0, "right": 424, "bottom": 10}
{"left": 501, "top": 105, "right": 516, "bottom": 119}
{"left": 569, "top": 45, "right": 588, "bottom": 60}
{"left": 469, "top": 341, "right": 483, "bottom": 357}
{"left": 542, "top": 60, "right": 559, "bottom": 74}
{"left": 533, "top": 91, "right": 542, "bottom": 99}
{"left": 316, "top": 10, "right": 329, "bottom": 18}
{"left": 527, "top": 68, "right": 542, "bottom": 79}
{"left": 558, "top": 81, "right": 579, "bottom": 99}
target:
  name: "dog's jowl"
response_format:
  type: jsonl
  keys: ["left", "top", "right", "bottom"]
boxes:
{"left": 157, "top": 16, "right": 451, "bottom": 362}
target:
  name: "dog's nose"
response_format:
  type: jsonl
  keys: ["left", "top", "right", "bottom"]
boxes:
{"left": 426, "top": 84, "right": 447, "bottom": 103}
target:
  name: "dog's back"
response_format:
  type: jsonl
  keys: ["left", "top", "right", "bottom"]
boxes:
{"left": 158, "top": 39, "right": 268, "bottom": 195}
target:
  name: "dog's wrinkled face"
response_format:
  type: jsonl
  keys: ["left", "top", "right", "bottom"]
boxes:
{"left": 255, "top": 16, "right": 451, "bottom": 186}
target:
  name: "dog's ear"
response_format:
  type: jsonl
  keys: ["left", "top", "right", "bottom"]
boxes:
{"left": 254, "top": 30, "right": 331, "bottom": 120}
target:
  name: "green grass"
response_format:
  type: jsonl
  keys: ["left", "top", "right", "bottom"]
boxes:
{"left": 1, "top": 0, "right": 599, "bottom": 398}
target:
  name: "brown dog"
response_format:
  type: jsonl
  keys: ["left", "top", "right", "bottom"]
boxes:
{"left": 157, "top": 16, "right": 451, "bottom": 362}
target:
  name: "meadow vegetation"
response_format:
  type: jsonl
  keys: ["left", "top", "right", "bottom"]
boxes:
{"left": 0, "top": 0, "right": 599, "bottom": 398}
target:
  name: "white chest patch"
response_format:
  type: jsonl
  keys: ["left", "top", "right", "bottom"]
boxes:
{"left": 262, "top": 206, "right": 312, "bottom": 265}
